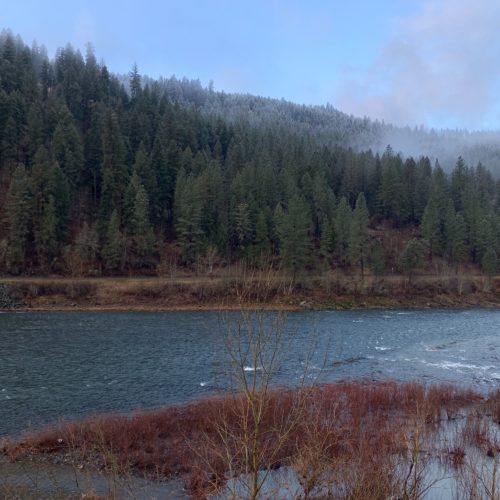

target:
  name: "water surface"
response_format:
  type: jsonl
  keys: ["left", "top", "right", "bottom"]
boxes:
{"left": 1, "top": 309, "right": 499, "bottom": 436}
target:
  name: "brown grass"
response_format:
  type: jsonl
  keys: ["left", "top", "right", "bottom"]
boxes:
{"left": 2, "top": 381, "right": 492, "bottom": 498}
{"left": 1, "top": 272, "right": 500, "bottom": 312}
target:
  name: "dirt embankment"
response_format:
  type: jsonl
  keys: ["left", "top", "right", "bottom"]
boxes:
{"left": 0, "top": 271, "right": 499, "bottom": 311}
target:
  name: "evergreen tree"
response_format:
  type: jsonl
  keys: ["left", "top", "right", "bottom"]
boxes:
{"left": 481, "top": 247, "right": 497, "bottom": 276}
{"left": 102, "top": 209, "right": 123, "bottom": 271}
{"left": 98, "top": 110, "right": 128, "bottom": 228}
{"left": 275, "top": 196, "right": 312, "bottom": 278}
{"left": 5, "top": 164, "right": 31, "bottom": 272}
{"left": 129, "top": 184, "right": 155, "bottom": 268}
{"left": 334, "top": 196, "right": 352, "bottom": 263}
{"left": 399, "top": 238, "right": 426, "bottom": 283}
{"left": 37, "top": 195, "right": 58, "bottom": 269}
{"left": 129, "top": 63, "right": 141, "bottom": 101}
{"left": 443, "top": 200, "right": 467, "bottom": 266}
{"left": 174, "top": 170, "right": 205, "bottom": 264}
{"left": 348, "top": 193, "right": 370, "bottom": 276}
{"left": 421, "top": 197, "right": 441, "bottom": 257}
{"left": 52, "top": 105, "right": 84, "bottom": 193}
{"left": 74, "top": 221, "right": 98, "bottom": 270}
{"left": 233, "top": 202, "right": 252, "bottom": 257}
{"left": 252, "top": 209, "right": 271, "bottom": 264}
{"left": 369, "top": 238, "right": 385, "bottom": 277}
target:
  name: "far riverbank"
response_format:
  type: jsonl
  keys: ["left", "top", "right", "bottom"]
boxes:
{"left": 0, "top": 271, "right": 499, "bottom": 311}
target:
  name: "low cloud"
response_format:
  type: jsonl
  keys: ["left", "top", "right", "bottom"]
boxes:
{"left": 336, "top": 0, "right": 500, "bottom": 129}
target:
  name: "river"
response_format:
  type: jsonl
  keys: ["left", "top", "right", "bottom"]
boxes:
{"left": 1, "top": 309, "right": 499, "bottom": 437}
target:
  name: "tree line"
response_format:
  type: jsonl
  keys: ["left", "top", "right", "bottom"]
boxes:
{"left": 1, "top": 31, "right": 500, "bottom": 276}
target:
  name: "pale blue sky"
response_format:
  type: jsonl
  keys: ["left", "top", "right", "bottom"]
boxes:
{"left": 3, "top": 0, "right": 500, "bottom": 130}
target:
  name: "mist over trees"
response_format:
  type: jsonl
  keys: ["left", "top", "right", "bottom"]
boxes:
{"left": 1, "top": 30, "right": 500, "bottom": 276}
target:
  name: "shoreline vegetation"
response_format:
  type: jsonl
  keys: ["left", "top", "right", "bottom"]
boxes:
{"left": 2, "top": 381, "right": 500, "bottom": 498}
{"left": 2, "top": 284, "right": 500, "bottom": 498}
{"left": 0, "top": 269, "right": 499, "bottom": 312}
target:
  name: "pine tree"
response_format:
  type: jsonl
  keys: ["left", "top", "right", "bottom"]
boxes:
{"left": 443, "top": 200, "right": 467, "bottom": 266}
{"left": 334, "top": 196, "right": 352, "bottom": 263}
{"left": 47, "top": 163, "right": 70, "bottom": 243}
{"left": 348, "top": 193, "right": 370, "bottom": 277}
{"left": 275, "top": 196, "right": 312, "bottom": 279}
{"left": 233, "top": 202, "right": 252, "bottom": 257}
{"left": 481, "top": 247, "right": 497, "bottom": 276}
{"left": 5, "top": 164, "right": 31, "bottom": 272}
{"left": 129, "top": 63, "right": 141, "bottom": 101}
{"left": 74, "top": 221, "right": 98, "bottom": 269}
{"left": 399, "top": 238, "right": 426, "bottom": 283}
{"left": 123, "top": 171, "right": 141, "bottom": 227}
{"left": 102, "top": 209, "right": 123, "bottom": 271}
{"left": 174, "top": 170, "right": 205, "bottom": 264}
{"left": 98, "top": 110, "right": 128, "bottom": 227}
{"left": 38, "top": 195, "right": 58, "bottom": 270}
{"left": 369, "top": 238, "right": 385, "bottom": 277}
{"left": 252, "top": 209, "right": 271, "bottom": 264}
{"left": 421, "top": 197, "right": 441, "bottom": 257}
{"left": 52, "top": 105, "right": 84, "bottom": 193}
{"left": 130, "top": 184, "right": 155, "bottom": 268}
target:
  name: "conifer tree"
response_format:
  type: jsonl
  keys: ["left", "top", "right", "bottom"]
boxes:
{"left": 369, "top": 238, "right": 385, "bottom": 277}
{"left": 481, "top": 247, "right": 497, "bottom": 276}
{"left": 275, "top": 196, "right": 312, "bottom": 279}
{"left": 38, "top": 195, "right": 58, "bottom": 269}
{"left": 233, "top": 202, "right": 252, "bottom": 257}
{"left": 130, "top": 184, "right": 155, "bottom": 268}
{"left": 348, "top": 193, "right": 370, "bottom": 276}
{"left": 334, "top": 196, "right": 352, "bottom": 263}
{"left": 74, "top": 221, "right": 98, "bottom": 270}
{"left": 52, "top": 105, "right": 84, "bottom": 193}
{"left": 174, "top": 170, "right": 205, "bottom": 264}
{"left": 99, "top": 110, "right": 128, "bottom": 227}
{"left": 5, "top": 164, "right": 31, "bottom": 272}
{"left": 253, "top": 209, "right": 271, "bottom": 264}
{"left": 443, "top": 200, "right": 467, "bottom": 266}
{"left": 102, "top": 209, "right": 123, "bottom": 271}
{"left": 399, "top": 238, "right": 426, "bottom": 283}
{"left": 47, "top": 163, "right": 70, "bottom": 243}
{"left": 421, "top": 197, "right": 441, "bottom": 257}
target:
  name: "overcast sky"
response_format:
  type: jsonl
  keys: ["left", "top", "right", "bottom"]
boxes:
{"left": 3, "top": 0, "right": 500, "bottom": 130}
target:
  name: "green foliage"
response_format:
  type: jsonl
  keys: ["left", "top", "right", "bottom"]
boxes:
{"left": 1, "top": 33, "right": 500, "bottom": 277}
{"left": 369, "top": 238, "right": 385, "bottom": 277}
{"left": 399, "top": 239, "right": 426, "bottom": 279}
{"left": 348, "top": 193, "right": 369, "bottom": 274}
{"left": 334, "top": 197, "right": 352, "bottom": 263}
{"left": 129, "top": 184, "right": 155, "bottom": 268}
{"left": 102, "top": 210, "right": 123, "bottom": 271}
{"left": 52, "top": 105, "right": 84, "bottom": 191}
{"left": 443, "top": 200, "right": 467, "bottom": 265}
{"left": 421, "top": 197, "right": 441, "bottom": 256}
{"left": 253, "top": 209, "right": 271, "bottom": 263}
{"left": 5, "top": 164, "right": 31, "bottom": 272}
{"left": 481, "top": 247, "right": 497, "bottom": 276}
{"left": 37, "top": 195, "right": 58, "bottom": 269}
{"left": 275, "top": 196, "right": 312, "bottom": 277}
{"left": 174, "top": 169, "right": 205, "bottom": 264}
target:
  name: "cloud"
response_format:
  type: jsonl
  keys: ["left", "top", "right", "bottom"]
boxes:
{"left": 335, "top": 0, "right": 500, "bottom": 129}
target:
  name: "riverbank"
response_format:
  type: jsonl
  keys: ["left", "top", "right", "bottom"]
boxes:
{"left": 2, "top": 381, "right": 499, "bottom": 499}
{"left": 0, "top": 271, "right": 499, "bottom": 311}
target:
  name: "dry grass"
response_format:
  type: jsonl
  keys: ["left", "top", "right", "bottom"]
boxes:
{"left": 3, "top": 381, "right": 494, "bottom": 498}
{"left": 1, "top": 271, "right": 500, "bottom": 311}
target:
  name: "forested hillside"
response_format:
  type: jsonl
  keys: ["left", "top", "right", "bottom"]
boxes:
{"left": 1, "top": 31, "right": 500, "bottom": 277}
{"left": 147, "top": 77, "right": 500, "bottom": 175}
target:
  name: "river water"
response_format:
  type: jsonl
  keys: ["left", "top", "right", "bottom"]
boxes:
{"left": 1, "top": 309, "right": 499, "bottom": 437}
